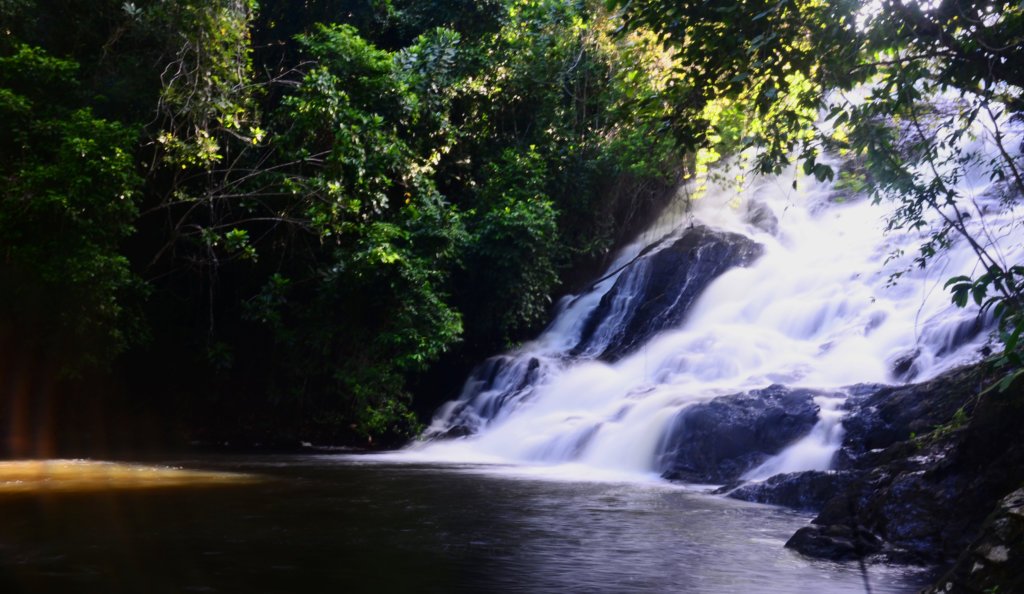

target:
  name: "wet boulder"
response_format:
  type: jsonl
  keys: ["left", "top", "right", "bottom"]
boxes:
{"left": 722, "top": 470, "right": 860, "bottom": 511}
{"left": 786, "top": 363, "right": 1024, "bottom": 574}
{"left": 835, "top": 368, "right": 983, "bottom": 469}
{"left": 785, "top": 523, "right": 883, "bottom": 561}
{"left": 656, "top": 385, "right": 822, "bottom": 483}
{"left": 574, "top": 225, "right": 763, "bottom": 361}
{"left": 424, "top": 355, "right": 546, "bottom": 439}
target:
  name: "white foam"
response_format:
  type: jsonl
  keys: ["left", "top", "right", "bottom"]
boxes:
{"left": 413, "top": 125, "right": 1023, "bottom": 484}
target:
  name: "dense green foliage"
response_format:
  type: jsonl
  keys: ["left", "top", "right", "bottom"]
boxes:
{"left": 0, "top": 0, "right": 682, "bottom": 445}
{"left": 610, "top": 0, "right": 1024, "bottom": 391}
{"left": 0, "top": 44, "right": 144, "bottom": 372}
{"left": 4, "top": 0, "right": 1020, "bottom": 448}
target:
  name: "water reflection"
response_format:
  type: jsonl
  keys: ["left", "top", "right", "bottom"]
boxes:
{"left": 0, "top": 460, "right": 261, "bottom": 493}
{"left": 0, "top": 456, "right": 930, "bottom": 593}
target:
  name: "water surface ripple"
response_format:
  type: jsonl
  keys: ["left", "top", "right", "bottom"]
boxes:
{"left": 0, "top": 455, "right": 929, "bottom": 593}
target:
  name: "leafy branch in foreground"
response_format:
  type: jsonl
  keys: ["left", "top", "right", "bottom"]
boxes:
{"left": 609, "top": 0, "right": 1024, "bottom": 389}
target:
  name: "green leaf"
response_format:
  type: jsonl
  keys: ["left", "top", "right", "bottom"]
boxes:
{"left": 998, "top": 368, "right": 1024, "bottom": 393}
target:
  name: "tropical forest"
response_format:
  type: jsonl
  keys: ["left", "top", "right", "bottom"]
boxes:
{"left": 1, "top": 0, "right": 1022, "bottom": 592}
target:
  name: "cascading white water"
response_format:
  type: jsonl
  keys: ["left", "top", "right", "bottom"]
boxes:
{"left": 741, "top": 395, "right": 847, "bottom": 481}
{"left": 405, "top": 130, "right": 1023, "bottom": 484}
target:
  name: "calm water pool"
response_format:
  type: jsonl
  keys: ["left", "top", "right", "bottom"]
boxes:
{"left": 0, "top": 455, "right": 930, "bottom": 593}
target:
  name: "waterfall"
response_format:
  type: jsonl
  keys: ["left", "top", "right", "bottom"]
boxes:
{"left": 405, "top": 139, "right": 1023, "bottom": 485}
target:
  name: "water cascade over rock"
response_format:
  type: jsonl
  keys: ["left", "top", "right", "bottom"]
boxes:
{"left": 411, "top": 146, "right": 1023, "bottom": 492}
{"left": 573, "top": 225, "right": 764, "bottom": 361}
{"left": 654, "top": 385, "right": 823, "bottom": 483}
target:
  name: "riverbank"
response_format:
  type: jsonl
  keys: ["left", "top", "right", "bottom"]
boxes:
{"left": 719, "top": 362, "right": 1024, "bottom": 592}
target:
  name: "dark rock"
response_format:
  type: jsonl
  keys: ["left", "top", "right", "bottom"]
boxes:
{"left": 574, "top": 225, "right": 763, "bottom": 361}
{"left": 424, "top": 355, "right": 547, "bottom": 438}
{"left": 744, "top": 200, "right": 778, "bottom": 235}
{"left": 785, "top": 362, "right": 1024, "bottom": 586}
{"left": 656, "top": 385, "right": 823, "bottom": 483}
{"left": 926, "top": 313, "right": 988, "bottom": 359}
{"left": 890, "top": 349, "right": 921, "bottom": 382}
{"left": 723, "top": 470, "right": 860, "bottom": 511}
{"left": 924, "top": 488, "right": 1024, "bottom": 594}
{"left": 432, "top": 422, "right": 473, "bottom": 440}
{"left": 786, "top": 523, "right": 883, "bottom": 561}
{"left": 836, "top": 368, "right": 982, "bottom": 469}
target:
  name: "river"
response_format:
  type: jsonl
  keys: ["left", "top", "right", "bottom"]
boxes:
{"left": 0, "top": 455, "right": 930, "bottom": 593}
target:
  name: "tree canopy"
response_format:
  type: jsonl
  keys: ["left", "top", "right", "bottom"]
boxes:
{"left": 610, "top": 0, "right": 1024, "bottom": 391}
{"left": 0, "top": 0, "right": 685, "bottom": 445}
{"left": 1, "top": 0, "right": 1021, "bottom": 447}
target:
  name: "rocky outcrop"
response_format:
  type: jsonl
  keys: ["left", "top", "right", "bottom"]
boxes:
{"left": 722, "top": 470, "right": 859, "bottom": 511}
{"left": 924, "top": 488, "right": 1024, "bottom": 593}
{"left": 430, "top": 225, "right": 763, "bottom": 439}
{"left": 574, "top": 225, "right": 763, "bottom": 361}
{"left": 656, "top": 385, "right": 822, "bottom": 483}
{"left": 834, "top": 373, "right": 975, "bottom": 470}
{"left": 775, "top": 364, "right": 1024, "bottom": 581}
{"left": 785, "top": 522, "right": 883, "bottom": 561}
{"left": 424, "top": 355, "right": 547, "bottom": 438}
{"left": 689, "top": 363, "right": 1024, "bottom": 592}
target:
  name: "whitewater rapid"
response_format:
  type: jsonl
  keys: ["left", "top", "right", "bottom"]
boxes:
{"left": 399, "top": 147, "right": 1022, "bottom": 483}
